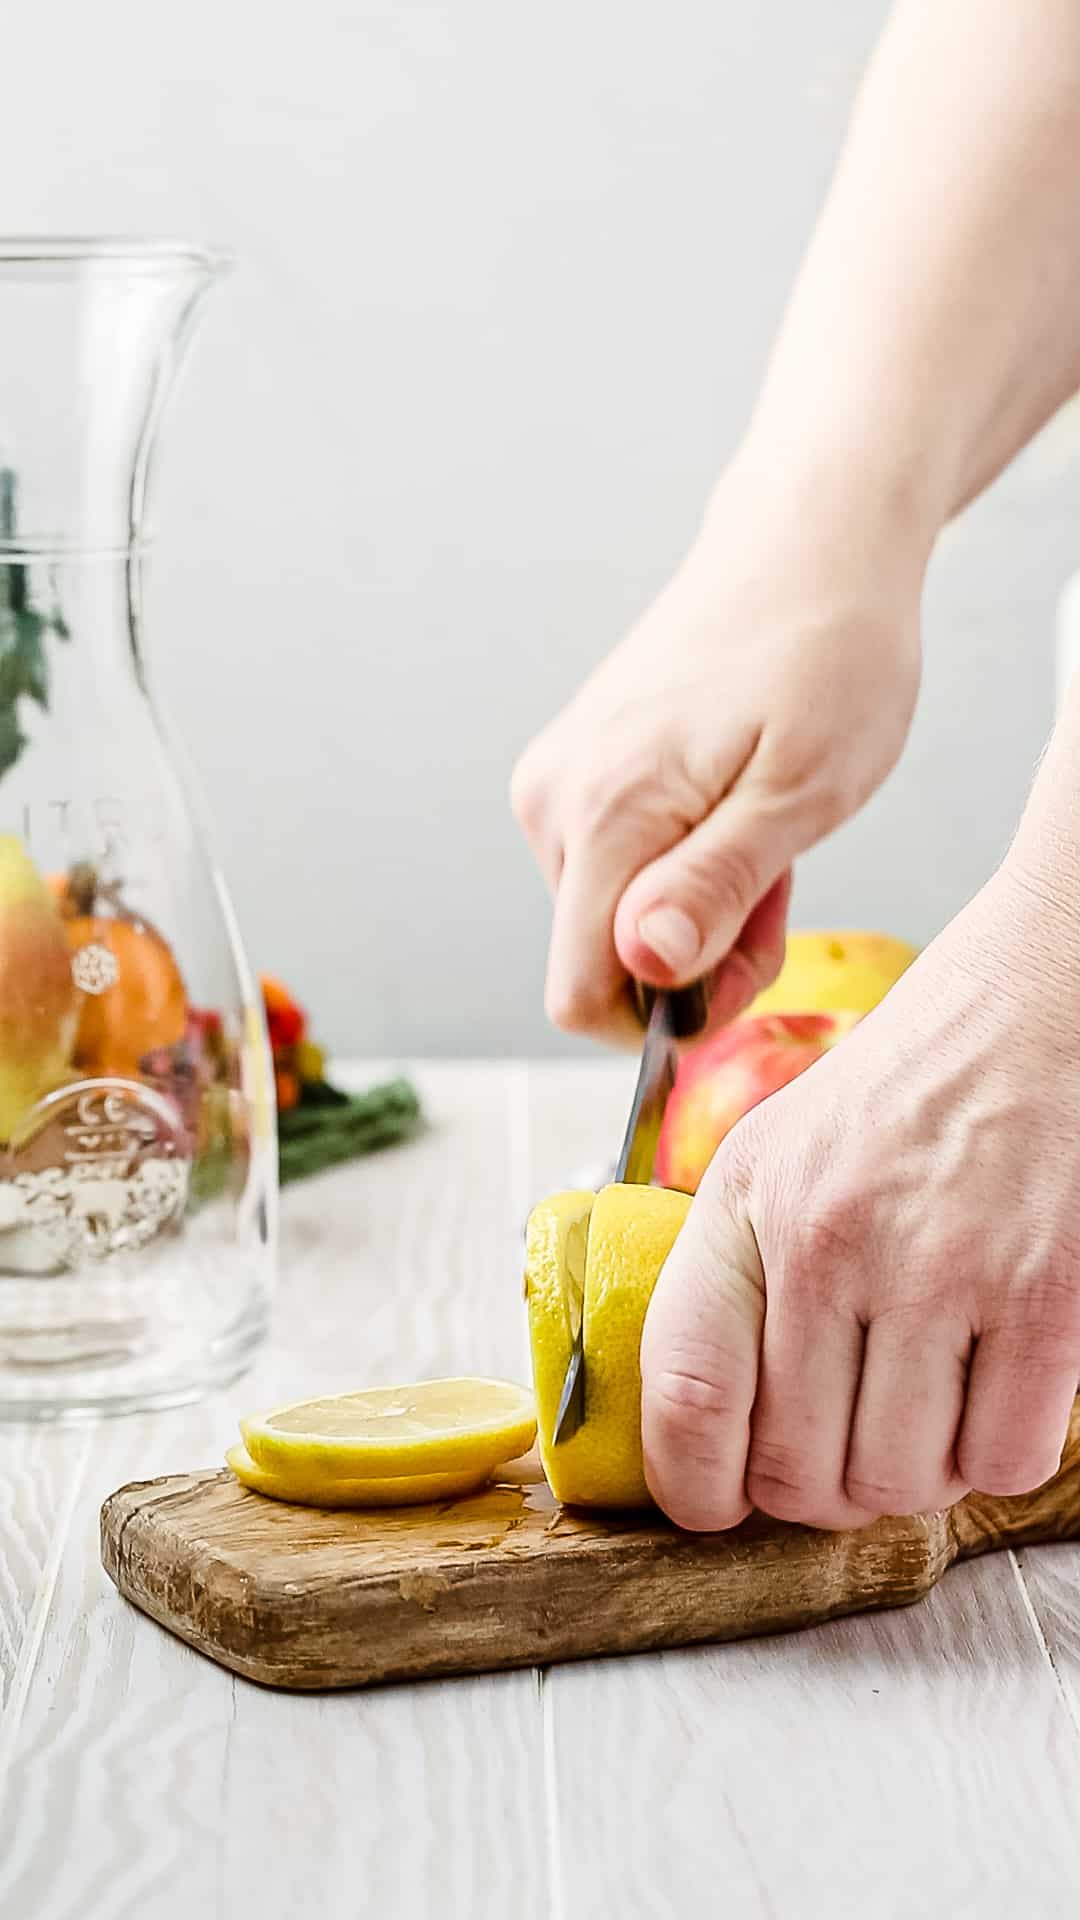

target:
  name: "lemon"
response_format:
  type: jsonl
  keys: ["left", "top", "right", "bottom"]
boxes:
{"left": 239, "top": 1377, "right": 536, "bottom": 1483}
{"left": 225, "top": 1443, "right": 492, "bottom": 1508}
{"left": 749, "top": 928, "right": 917, "bottom": 1018}
{"left": 525, "top": 1183, "right": 691, "bottom": 1508}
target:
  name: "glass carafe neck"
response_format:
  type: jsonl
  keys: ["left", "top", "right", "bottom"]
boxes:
{"left": 0, "top": 239, "right": 228, "bottom": 559}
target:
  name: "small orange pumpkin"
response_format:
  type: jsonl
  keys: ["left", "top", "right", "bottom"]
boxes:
{"left": 67, "top": 915, "right": 187, "bottom": 1076}
{"left": 51, "top": 867, "right": 188, "bottom": 1078}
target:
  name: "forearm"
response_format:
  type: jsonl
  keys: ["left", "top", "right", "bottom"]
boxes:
{"left": 741, "top": 0, "right": 1080, "bottom": 539}
{"left": 1007, "top": 680, "right": 1080, "bottom": 951}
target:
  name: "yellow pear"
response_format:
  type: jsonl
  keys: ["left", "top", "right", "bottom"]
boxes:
{"left": 0, "top": 837, "right": 79, "bottom": 1142}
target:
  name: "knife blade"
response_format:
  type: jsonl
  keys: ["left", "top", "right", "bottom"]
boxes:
{"left": 551, "top": 978, "right": 708, "bottom": 1447}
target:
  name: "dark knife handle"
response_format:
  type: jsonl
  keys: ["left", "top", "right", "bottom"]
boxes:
{"left": 630, "top": 977, "right": 709, "bottom": 1040}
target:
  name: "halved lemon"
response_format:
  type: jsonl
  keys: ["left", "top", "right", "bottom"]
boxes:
{"left": 525, "top": 1184, "right": 691, "bottom": 1509}
{"left": 239, "top": 1376, "right": 537, "bottom": 1484}
{"left": 225, "top": 1443, "right": 493, "bottom": 1508}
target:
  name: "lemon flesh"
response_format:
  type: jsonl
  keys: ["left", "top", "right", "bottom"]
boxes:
{"left": 225, "top": 1443, "right": 492, "bottom": 1509}
{"left": 526, "top": 1184, "right": 691, "bottom": 1509}
{"left": 240, "top": 1376, "right": 536, "bottom": 1482}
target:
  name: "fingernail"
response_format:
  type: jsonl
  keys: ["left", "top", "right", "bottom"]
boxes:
{"left": 637, "top": 906, "right": 702, "bottom": 974}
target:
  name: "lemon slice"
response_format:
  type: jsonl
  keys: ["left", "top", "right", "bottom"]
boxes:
{"left": 240, "top": 1376, "right": 536, "bottom": 1482}
{"left": 225, "top": 1444, "right": 493, "bottom": 1509}
{"left": 526, "top": 1184, "right": 691, "bottom": 1509}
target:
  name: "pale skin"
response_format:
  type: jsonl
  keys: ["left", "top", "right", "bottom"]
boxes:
{"left": 512, "top": 0, "right": 1080, "bottom": 1528}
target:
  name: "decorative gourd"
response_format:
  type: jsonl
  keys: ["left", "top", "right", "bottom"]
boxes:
{"left": 53, "top": 864, "right": 187, "bottom": 1078}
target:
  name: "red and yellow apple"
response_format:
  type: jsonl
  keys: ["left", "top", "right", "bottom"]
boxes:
{"left": 656, "top": 1010, "right": 859, "bottom": 1194}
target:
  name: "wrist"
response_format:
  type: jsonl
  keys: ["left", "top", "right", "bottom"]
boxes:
{"left": 714, "top": 422, "right": 941, "bottom": 576}
{"left": 938, "top": 858, "right": 1080, "bottom": 1060}
{"left": 695, "top": 434, "right": 933, "bottom": 656}
{"left": 996, "top": 694, "right": 1080, "bottom": 978}
{"left": 980, "top": 695, "right": 1076, "bottom": 1021}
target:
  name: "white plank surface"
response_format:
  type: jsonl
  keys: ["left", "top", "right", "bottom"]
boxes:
{"left": 1014, "top": 1546, "right": 1080, "bottom": 1737}
{"left": 546, "top": 1560, "right": 1080, "bottom": 1919}
{"left": 0, "top": 1060, "right": 1079, "bottom": 1920}
{"left": 0, "top": 1425, "right": 90, "bottom": 1726}
{"left": 0, "top": 1065, "right": 549, "bottom": 1920}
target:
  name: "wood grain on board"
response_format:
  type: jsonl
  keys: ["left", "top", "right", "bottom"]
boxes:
{"left": 101, "top": 1402, "right": 1080, "bottom": 1692}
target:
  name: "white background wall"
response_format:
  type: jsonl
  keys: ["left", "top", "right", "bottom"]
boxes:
{"left": 6, "top": 1, "right": 1078, "bottom": 1055}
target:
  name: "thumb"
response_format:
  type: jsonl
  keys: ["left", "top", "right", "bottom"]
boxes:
{"left": 614, "top": 786, "right": 804, "bottom": 988}
{"left": 640, "top": 1188, "right": 765, "bottom": 1530}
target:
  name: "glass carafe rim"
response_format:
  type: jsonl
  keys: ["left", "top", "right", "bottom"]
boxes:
{"left": 0, "top": 235, "right": 231, "bottom": 556}
{"left": 0, "top": 237, "right": 231, "bottom": 275}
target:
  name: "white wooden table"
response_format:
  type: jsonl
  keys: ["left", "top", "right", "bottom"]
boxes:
{"left": 3, "top": 1060, "right": 1080, "bottom": 1918}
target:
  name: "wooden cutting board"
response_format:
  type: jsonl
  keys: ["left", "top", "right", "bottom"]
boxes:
{"left": 101, "top": 1399, "right": 1080, "bottom": 1692}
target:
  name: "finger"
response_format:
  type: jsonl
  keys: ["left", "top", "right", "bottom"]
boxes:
{"left": 510, "top": 745, "right": 564, "bottom": 895}
{"left": 703, "top": 870, "right": 792, "bottom": 1032}
{"left": 541, "top": 840, "right": 646, "bottom": 1045}
{"left": 541, "top": 720, "right": 761, "bottom": 1034}
{"left": 845, "top": 1308, "right": 972, "bottom": 1517}
{"left": 614, "top": 778, "right": 816, "bottom": 989}
{"left": 544, "top": 778, "right": 685, "bottom": 1039}
{"left": 745, "top": 1288, "right": 872, "bottom": 1531}
{"left": 640, "top": 1186, "right": 765, "bottom": 1530}
{"left": 957, "top": 1324, "right": 1080, "bottom": 1495}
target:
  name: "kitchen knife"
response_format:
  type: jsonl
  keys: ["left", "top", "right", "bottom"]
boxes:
{"left": 551, "top": 978, "right": 709, "bottom": 1446}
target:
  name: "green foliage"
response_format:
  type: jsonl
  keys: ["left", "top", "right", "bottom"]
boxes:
{"left": 277, "top": 1078, "right": 422, "bottom": 1185}
{"left": 0, "top": 471, "right": 70, "bottom": 779}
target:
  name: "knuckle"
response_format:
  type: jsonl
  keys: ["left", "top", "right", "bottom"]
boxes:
{"left": 1010, "top": 1274, "right": 1080, "bottom": 1348}
{"left": 746, "top": 1472, "right": 852, "bottom": 1531}
{"left": 543, "top": 978, "right": 599, "bottom": 1035}
{"left": 842, "top": 1472, "right": 923, "bottom": 1518}
{"left": 783, "top": 1203, "right": 866, "bottom": 1294}
{"left": 694, "top": 840, "right": 761, "bottom": 921}
{"left": 804, "top": 776, "right": 855, "bottom": 839}
{"left": 650, "top": 1478, "right": 749, "bottom": 1534}
{"left": 705, "top": 1123, "right": 762, "bottom": 1200}
{"left": 745, "top": 1441, "right": 820, "bottom": 1521}
{"left": 643, "top": 1364, "right": 749, "bottom": 1533}
{"left": 757, "top": 722, "right": 831, "bottom": 795}
{"left": 753, "top": 706, "right": 880, "bottom": 825}
{"left": 509, "top": 752, "right": 546, "bottom": 832}
{"left": 571, "top": 757, "right": 643, "bottom": 839}
{"left": 743, "top": 1467, "right": 806, "bottom": 1522}
{"left": 543, "top": 985, "right": 573, "bottom": 1032}
{"left": 757, "top": 720, "right": 874, "bottom": 834}
{"left": 959, "top": 1449, "right": 1059, "bottom": 1497}
{"left": 645, "top": 1363, "right": 741, "bottom": 1440}
{"left": 746, "top": 1436, "right": 866, "bottom": 1529}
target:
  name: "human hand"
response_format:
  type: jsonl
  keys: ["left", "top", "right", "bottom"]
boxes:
{"left": 640, "top": 866, "right": 1080, "bottom": 1530}
{"left": 511, "top": 452, "right": 928, "bottom": 1045}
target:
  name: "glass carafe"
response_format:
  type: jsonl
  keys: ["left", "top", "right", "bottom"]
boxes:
{"left": 0, "top": 239, "right": 275, "bottom": 1419}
